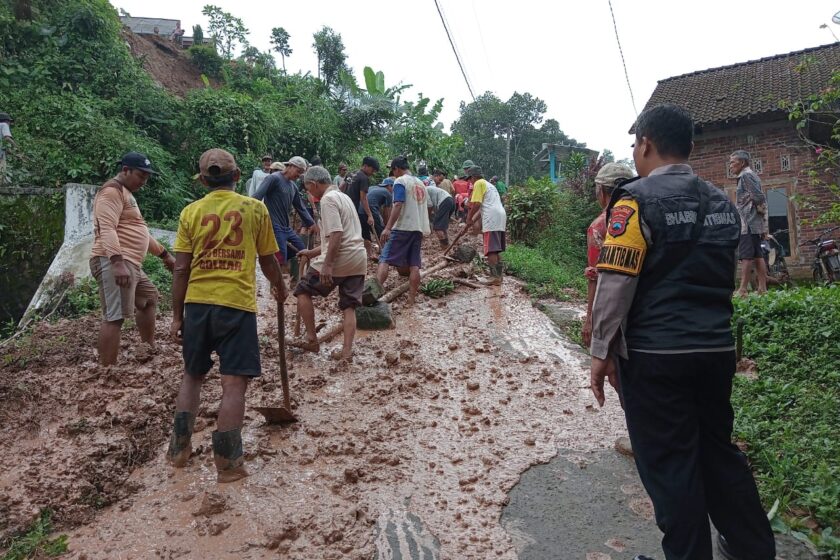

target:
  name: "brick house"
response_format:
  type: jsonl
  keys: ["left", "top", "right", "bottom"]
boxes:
{"left": 637, "top": 42, "right": 840, "bottom": 275}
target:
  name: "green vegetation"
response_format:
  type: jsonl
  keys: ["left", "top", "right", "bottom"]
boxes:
{"left": 503, "top": 162, "right": 602, "bottom": 299}
{"left": 1, "top": 510, "right": 68, "bottom": 560}
{"left": 56, "top": 241, "right": 173, "bottom": 319}
{"left": 420, "top": 278, "right": 454, "bottom": 298}
{"left": 732, "top": 286, "right": 840, "bottom": 555}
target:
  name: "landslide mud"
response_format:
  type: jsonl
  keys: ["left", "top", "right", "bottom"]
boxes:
{"left": 2, "top": 232, "right": 628, "bottom": 558}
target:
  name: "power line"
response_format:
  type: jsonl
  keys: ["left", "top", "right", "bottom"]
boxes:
{"left": 433, "top": 0, "right": 476, "bottom": 101}
{"left": 608, "top": 0, "right": 638, "bottom": 116}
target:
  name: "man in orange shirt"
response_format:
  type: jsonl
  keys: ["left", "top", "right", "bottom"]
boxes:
{"left": 89, "top": 152, "right": 175, "bottom": 365}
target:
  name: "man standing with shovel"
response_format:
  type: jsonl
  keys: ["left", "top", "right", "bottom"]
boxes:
{"left": 167, "top": 149, "right": 286, "bottom": 483}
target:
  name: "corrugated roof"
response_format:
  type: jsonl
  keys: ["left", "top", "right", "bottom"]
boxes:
{"left": 120, "top": 16, "right": 180, "bottom": 36}
{"left": 639, "top": 42, "right": 840, "bottom": 127}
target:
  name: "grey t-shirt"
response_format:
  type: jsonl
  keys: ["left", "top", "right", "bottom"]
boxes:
{"left": 425, "top": 184, "right": 452, "bottom": 210}
{"left": 0, "top": 122, "right": 11, "bottom": 159}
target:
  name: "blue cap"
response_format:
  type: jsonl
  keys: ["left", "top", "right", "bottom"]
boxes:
{"left": 378, "top": 177, "right": 395, "bottom": 187}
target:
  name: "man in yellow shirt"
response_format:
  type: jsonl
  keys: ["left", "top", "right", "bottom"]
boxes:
{"left": 167, "top": 148, "right": 285, "bottom": 483}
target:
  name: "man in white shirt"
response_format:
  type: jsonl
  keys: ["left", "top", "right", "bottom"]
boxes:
{"left": 376, "top": 156, "right": 431, "bottom": 305}
{"left": 295, "top": 166, "right": 367, "bottom": 361}
{"left": 465, "top": 166, "right": 507, "bottom": 285}
{"left": 245, "top": 155, "right": 273, "bottom": 197}
{"left": 426, "top": 183, "right": 455, "bottom": 248}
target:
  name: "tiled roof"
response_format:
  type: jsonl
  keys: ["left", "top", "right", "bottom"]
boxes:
{"left": 639, "top": 43, "right": 840, "bottom": 127}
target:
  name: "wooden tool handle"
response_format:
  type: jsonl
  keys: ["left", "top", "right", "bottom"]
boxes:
{"left": 277, "top": 299, "right": 291, "bottom": 411}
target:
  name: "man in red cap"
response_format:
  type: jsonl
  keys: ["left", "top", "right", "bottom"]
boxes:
{"left": 167, "top": 148, "right": 285, "bottom": 483}
{"left": 89, "top": 151, "right": 175, "bottom": 365}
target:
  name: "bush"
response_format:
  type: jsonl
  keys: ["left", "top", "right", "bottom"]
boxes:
{"left": 732, "top": 286, "right": 840, "bottom": 536}
{"left": 1, "top": 509, "right": 68, "bottom": 559}
{"left": 188, "top": 44, "right": 223, "bottom": 78}
{"left": 504, "top": 177, "right": 600, "bottom": 299}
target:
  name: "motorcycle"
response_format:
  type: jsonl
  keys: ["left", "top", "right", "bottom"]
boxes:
{"left": 800, "top": 225, "right": 840, "bottom": 284}
{"left": 761, "top": 230, "right": 793, "bottom": 287}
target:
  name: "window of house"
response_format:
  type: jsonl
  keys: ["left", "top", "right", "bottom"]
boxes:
{"left": 780, "top": 154, "right": 791, "bottom": 172}
{"left": 766, "top": 187, "right": 792, "bottom": 257}
{"left": 753, "top": 158, "right": 763, "bottom": 174}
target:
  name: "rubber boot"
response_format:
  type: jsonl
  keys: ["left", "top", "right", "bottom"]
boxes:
{"left": 480, "top": 263, "right": 503, "bottom": 286}
{"left": 212, "top": 428, "right": 248, "bottom": 483}
{"left": 166, "top": 411, "right": 195, "bottom": 468}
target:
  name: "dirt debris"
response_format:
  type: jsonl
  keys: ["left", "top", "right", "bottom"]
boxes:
{"left": 2, "top": 230, "right": 629, "bottom": 558}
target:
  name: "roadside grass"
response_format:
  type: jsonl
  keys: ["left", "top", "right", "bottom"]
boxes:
{"left": 1, "top": 510, "right": 67, "bottom": 560}
{"left": 504, "top": 244, "right": 586, "bottom": 300}
{"left": 732, "top": 285, "right": 840, "bottom": 555}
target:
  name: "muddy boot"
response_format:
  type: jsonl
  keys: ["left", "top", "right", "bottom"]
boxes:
{"left": 212, "top": 428, "right": 248, "bottom": 483}
{"left": 167, "top": 411, "right": 195, "bottom": 468}
{"left": 480, "top": 263, "right": 503, "bottom": 286}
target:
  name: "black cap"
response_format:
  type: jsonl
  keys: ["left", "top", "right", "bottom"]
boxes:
{"left": 389, "top": 156, "right": 409, "bottom": 170}
{"left": 0, "top": 112, "right": 11, "bottom": 123}
{"left": 362, "top": 156, "right": 380, "bottom": 172}
{"left": 119, "top": 151, "right": 157, "bottom": 174}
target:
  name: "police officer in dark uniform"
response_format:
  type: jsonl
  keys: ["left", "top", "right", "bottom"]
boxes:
{"left": 589, "top": 104, "right": 775, "bottom": 560}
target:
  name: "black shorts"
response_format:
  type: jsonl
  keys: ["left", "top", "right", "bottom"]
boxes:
{"left": 738, "top": 233, "right": 762, "bottom": 260}
{"left": 182, "top": 303, "right": 261, "bottom": 377}
{"left": 432, "top": 197, "right": 455, "bottom": 232}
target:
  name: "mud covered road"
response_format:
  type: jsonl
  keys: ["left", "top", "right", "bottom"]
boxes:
{"left": 0, "top": 232, "right": 638, "bottom": 558}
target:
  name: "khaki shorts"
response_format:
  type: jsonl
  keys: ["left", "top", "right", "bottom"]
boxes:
{"left": 89, "top": 256, "right": 159, "bottom": 322}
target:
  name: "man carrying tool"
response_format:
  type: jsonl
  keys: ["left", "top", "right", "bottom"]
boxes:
{"left": 252, "top": 155, "right": 318, "bottom": 269}
{"left": 293, "top": 166, "right": 367, "bottom": 360}
{"left": 376, "top": 156, "right": 430, "bottom": 305}
{"left": 590, "top": 104, "right": 775, "bottom": 560}
{"left": 89, "top": 152, "right": 175, "bottom": 365}
{"left": 167, "top": 148, "right": 285, "bottom": 483}
{"left": 425, "top": 180, "right": 455, "bottom": 248}
{"left": 464, "top": 166, "right": 506, "bottom": 285}
{"left": 365, "top": 177, "right": 394, "bottom": 240}
{"left": 346, "top": 156, "right": 380, "bottom": 260}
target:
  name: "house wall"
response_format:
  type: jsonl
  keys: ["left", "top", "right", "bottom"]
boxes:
{"left": 690, "top": 119, "right": 837, "bottom": 276}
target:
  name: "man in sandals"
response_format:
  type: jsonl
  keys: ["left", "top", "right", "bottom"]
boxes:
{"left": 293, "top": 166, "right": 367, "bottom": 361}
{"left": 167, "top": 149, "right": 285, "bottom": 483}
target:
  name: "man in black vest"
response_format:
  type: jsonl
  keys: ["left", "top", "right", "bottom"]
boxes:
{"left": 589, "top": 104, "right": 775, "bottom": 560}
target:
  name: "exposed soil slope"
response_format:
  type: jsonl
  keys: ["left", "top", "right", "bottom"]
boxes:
{"left": 122, "top": 30, "right": 213, "bottom": 97}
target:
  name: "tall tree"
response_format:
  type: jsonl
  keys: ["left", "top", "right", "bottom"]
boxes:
{"left": 312, "top": 26, "right": 348, "bottom": 89}
{"left": 270, "top": 27, "right": 292, "bottom": 71}
{"left": 192, "top": 24, "right": 204, "bottom": 46}
{"left": 202, "top": 4, "right": 248, "bottom": 60}
{"left": 452, "top": 91, "right": 583, "bottom": 183}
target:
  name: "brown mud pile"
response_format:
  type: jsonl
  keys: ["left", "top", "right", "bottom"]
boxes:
{"left": 1, "top": 231, "right": 628, "bottom": 558}
{"left": 122, "top": 30, "right": 217, "bottom": 97}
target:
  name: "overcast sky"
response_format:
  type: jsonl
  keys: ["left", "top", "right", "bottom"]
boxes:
{"left": 111, "top": 0, "right": 840, "bottom": 161}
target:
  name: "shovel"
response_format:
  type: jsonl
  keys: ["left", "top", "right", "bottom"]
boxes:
{"left": 443, "top": 213, "right": 479, "bottom": 256}
{"left": 254, "top": 298, "right": 297, "bottom": 424}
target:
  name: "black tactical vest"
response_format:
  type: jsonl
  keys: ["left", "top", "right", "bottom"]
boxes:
{"left": 608, "top": 170, "right": 741, "bottom": 351}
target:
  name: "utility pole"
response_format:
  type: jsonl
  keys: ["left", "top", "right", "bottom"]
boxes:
{"left": 505, "top": 129, "right": 511, "bottom": 187}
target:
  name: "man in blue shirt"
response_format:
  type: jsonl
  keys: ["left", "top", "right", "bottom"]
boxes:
{"left": 252, "top": 156, "right": 318, "bottom": 266}
{"left": 362, "top": 178, "right": 394, "bottom": 240}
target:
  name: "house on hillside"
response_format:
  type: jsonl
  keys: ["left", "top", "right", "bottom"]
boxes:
{"left": 636, "top": 42, "right": 840, "bottom": 274}
{"left": 120, "top": 16, "right": 180, "bottom": 37}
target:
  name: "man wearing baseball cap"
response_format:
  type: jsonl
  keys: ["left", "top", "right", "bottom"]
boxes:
{"left": 464, "top": 165, "right": 507, "bottom": 285}
{"left": 376, "top": 156, "right": 430, "bottom": 305}
{"left": 252, "top": 155, "right": 318, "bottom": 268}
{"left": 167, "top": 148, "right": 285, "bottom": 483}
{"left": 89, "top": 152, "right": 174, "bottom": 366}
{"left": 582, "top": 163, "right": 635, "bottom": 348}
